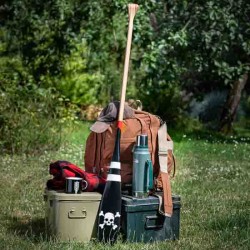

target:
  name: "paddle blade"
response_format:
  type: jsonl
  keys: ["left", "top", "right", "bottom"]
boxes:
{"left": 97, "top": 128, "right": 122, "bottom": 243}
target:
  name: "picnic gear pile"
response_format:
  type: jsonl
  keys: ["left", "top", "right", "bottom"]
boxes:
{"left": 44, "top": 3, "right": 181, "bottom": 244}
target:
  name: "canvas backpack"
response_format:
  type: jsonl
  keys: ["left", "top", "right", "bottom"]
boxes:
{"left": 84, "top": 109, "right": 175, "bottom": 216}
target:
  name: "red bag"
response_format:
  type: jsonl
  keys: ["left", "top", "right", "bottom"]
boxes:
{"left": 47, "top": 160, "right": 106, "bottom": 193}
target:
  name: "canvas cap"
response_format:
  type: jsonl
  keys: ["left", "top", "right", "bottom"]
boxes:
{"left": 90, "top": 101, "right": 134, "bottom": 133}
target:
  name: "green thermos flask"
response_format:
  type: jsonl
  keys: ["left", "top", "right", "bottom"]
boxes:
{"left": 132, "top": 134, "right": 153, "bottom": 198}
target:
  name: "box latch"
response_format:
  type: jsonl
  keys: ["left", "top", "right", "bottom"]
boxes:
{"left": 68, "top": 207, "right": 87, "bottom": 219}
{"left": 145, "top": 215, "right": 164, "bottom": 229}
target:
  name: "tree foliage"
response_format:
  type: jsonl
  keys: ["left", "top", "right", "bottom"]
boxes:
{"left": 0, "top": 0, "right": 250, "bottom": 153}
{"left": 135, "top": 0, "right": 250, "bottom": 123}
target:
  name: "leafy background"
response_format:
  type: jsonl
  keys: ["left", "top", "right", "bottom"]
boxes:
{"left": 0, "top": 0, "right": 250, "bottom": 153}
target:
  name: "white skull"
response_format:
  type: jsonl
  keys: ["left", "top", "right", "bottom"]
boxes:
{"left": 104, "top": 212, "right": 115, "bottom": 226}
{"left": 99, "top": 211, "right": 120, "bottom": 230}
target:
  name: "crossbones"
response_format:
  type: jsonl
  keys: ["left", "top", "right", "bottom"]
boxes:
{"left": 99, "top": 211, "right": 121, "bottom": 230}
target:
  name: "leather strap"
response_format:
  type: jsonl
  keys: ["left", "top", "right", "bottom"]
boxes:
{"left": 158, "top": 123, "right": 173, "bottom": 217}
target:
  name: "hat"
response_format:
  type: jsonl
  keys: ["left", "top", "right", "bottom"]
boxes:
{"left": 90, "top": 101, "right": 134, "bottom": 133}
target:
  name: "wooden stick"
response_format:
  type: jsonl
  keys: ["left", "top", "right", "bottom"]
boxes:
{"left": 118, "top": 3, "right": 139, "bottom": 124}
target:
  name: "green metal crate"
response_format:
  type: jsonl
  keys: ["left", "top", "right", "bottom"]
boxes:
{"left": 121, "top": 194, "right": 181, "bottom": 242}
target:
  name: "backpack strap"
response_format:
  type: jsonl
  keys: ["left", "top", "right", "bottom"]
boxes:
{"left": 134, "top": 116, "right": 147, "bottom": 134}
{"left": 158, "top": 123, "right": 173, "bottom": 217}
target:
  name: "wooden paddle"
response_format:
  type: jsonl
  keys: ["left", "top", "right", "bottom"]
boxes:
{"left": 97, "top": 3, "right": 139, "bottom": 244}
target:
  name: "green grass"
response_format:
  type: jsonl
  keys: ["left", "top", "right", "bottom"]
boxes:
{"left": 0, "top": 122, "right": 249, "bottom": 249}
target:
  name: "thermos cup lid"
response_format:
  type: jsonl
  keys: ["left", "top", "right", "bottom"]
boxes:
{"left": 136, "top": 134, "right": 148, "bottom": 147}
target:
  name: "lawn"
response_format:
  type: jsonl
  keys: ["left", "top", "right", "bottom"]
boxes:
{"left": 0, "top": 122, "right": 249, "bottom": 250}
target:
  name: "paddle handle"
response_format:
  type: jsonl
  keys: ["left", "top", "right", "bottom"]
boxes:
{"left": 118, "top": 4, "right": 139, "bottom": 123}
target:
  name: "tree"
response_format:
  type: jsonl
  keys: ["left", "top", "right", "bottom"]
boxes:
{"left": 135, "top": 0, "right": 250, "bottom": 129}
{"left": 1, "top": 0, "right": 249, "bottom": 134}
{"left": 219, "top": 74, "right": 248, "bottom": 133}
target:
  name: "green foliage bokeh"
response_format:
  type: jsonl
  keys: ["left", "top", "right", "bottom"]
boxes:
{"left": 0, "top": 56, "right": 62, "bottom": 154}
{"left": 0, "top": 0, "right": 249, "bottom": 153}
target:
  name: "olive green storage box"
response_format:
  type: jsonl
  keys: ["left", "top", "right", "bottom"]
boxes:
{"left": 44, "top": 190, "right": 102, "bottom": 242}
{"left": 121, "top": 194, "right": 181, "bottom": 242}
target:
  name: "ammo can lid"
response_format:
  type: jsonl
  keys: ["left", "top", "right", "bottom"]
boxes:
{"left": 44, "top": 189, "right": 102, "bottom": 201}
{"left": 122, "top": 194, "right": 181, "bottom": 212}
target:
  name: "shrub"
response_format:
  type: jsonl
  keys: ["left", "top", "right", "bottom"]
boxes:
{"left": 0, "top": 58, "right": 63, "bottom": 154}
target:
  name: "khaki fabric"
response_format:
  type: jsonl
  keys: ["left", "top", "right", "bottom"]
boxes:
{"left": 157, "top": 123, "right": 173, "bottom": 216}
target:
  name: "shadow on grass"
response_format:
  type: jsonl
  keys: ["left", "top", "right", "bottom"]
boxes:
{"left": 207, "top": 212, "right": 249, "bottom": 231}
{"left": 170, "top": 128, "right": 250, "bottom": 144}
{"left": 7, "top": 215, "right": 47, "bottom": 242}
{"left": 205, "top": 210, "right": 249, "bottom": 246}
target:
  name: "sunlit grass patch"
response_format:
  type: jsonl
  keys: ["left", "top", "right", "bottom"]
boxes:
{"left": 0, "top": 123, "right": 249, "bottom": 249}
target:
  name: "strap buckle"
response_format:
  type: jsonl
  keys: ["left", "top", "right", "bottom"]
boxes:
{"left": 158, "top": 149, "right": 168, "bottom": 156}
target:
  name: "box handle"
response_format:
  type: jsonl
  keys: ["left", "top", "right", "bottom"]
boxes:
{"left": 68, "top": 208, "right": 87, "bottom": 219}
{"left": 145, "top": 215, "right": 163, "bottom": 229}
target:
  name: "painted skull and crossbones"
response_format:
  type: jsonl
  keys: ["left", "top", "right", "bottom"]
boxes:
{"left": 99, "top": 211, "right": 121, "bottom": 230}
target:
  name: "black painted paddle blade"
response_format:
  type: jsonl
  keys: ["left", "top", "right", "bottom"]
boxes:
{"left": 97, "top": 129, "right": 122, "bottom": 244}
